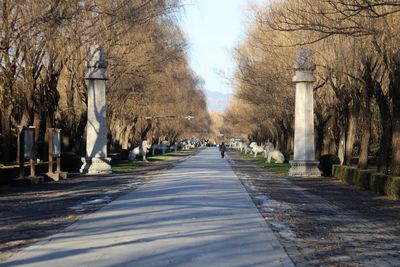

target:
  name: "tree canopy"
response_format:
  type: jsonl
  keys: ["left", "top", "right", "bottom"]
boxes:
{"left": 225, "top": 0, "right": 400, "bottom": 175}
{"left": 0, "top": 0, "right": 210, "bottom": 164}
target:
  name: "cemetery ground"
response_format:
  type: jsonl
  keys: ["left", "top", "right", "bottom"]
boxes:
{"left": 0, "top": 149, "right": 196, "bottom": 262}
{"left": 229, "top": 150, "right": 400, "bottom": 266}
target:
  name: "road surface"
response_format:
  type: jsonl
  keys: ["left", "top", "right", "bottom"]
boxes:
{"left": 3, "top": 148, "right": 293, "bottom": 267}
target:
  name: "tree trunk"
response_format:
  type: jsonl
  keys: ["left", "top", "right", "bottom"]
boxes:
{"left": 374, "top": 84, "right": 391, "bottom": 174}
{"left": 345, "top": 108, "right": 358, "bottom": 166}
{"left": 390, "top": 58, "right": 400, "bottom": 176}
{"left": 286, "top": 129, "right": 293, "bottom": 159}
{"left": 141, "top": 119, "right": 153, "bottom": 141}
{"left": 391, "top": 118, "right": 400, "bottom": 176}
{"left": 122, "top": 126, "right": 132, "bottom": 150}
{"left": 358, "top": 107, "right": 371, "bottom": 169}
{"left": 379, "top": 116, "right": 392, "bottom": 174}
{"left": 358, "top": 88, "right": 372, "bottom": 169}
{"left": 33, "top": 111, "right": 41, "bottom": 143}
{"left": 358, "top": 58, "right": 376, "bottom": 169}
{"left": 321, "top": 113, "right": 337, "bottom": 155}
{"left": 315, "top": 113, "right": 324, "bottom": 159}
{"left": 46, "top": 113, "right": 53, "bottom": 140}
{"left": 1, "top": 106, "right": 12, "bottom": 164}
{"left": 338, "top": 128, "right": 346, "bottom": 165}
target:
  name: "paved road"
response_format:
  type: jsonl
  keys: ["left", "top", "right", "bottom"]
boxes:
{"left": 3, "top": 148, "right": 293, "bottom": 267}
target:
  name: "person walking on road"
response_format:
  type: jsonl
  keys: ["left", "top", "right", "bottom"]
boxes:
{"left": 219, "top": 142, "right": 227, "bottom": 158}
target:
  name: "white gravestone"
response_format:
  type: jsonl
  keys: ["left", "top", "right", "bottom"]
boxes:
{"left": 289, "top": 48, "right": 321, "bottom": 176}
{"left": 80, "top": 45, "right": 112, "bottom": 174}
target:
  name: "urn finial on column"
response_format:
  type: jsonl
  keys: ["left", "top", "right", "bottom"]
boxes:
{"left": 85, "top": 45, "right": 109, "bottom": 80}
{"left": 294, "top": 47, "right": 315, "bottom": 71}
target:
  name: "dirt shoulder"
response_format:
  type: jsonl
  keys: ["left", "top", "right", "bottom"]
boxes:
{"left": 0, "top": 150, "right": 197, "bottom": 262}
{"left": 228, "top": 151, "right": 400, "bottom": 267}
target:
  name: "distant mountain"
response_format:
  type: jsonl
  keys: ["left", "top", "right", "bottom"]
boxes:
{"left": 205, "top": 90, "right": 232, "bottom": 113}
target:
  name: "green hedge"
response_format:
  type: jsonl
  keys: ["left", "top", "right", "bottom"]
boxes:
{"left": 370, "top": 173, "right": 389, "bottom": 195}
{"left": 60, "top": 152, "right": 83, "bottom": 173}
{"left": 332, "top": 164, "right": 343, "bottom": 178}
{"left": 354, "top": 169, "right": 374, "bottom": 189}
{"left": 332, "top": 164, "right": 400, "bottom": 200}
{"left": 384, "top": 176, "right": 400, "bottom": 199}
{"left": 343, "top": 166, "right": 357, "bottom": 184}
{"left": 319, "top": 154, "right": 340, "bottom": 176}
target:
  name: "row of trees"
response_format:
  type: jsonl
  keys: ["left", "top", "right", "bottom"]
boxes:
{"left": 0, "top": 0, "right": 210, "bottom": 165}
{"left": 225, "top": 0, "right": 400, "bottom": 175}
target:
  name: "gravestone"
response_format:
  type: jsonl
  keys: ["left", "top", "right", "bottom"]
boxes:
{"left": 289, "top": 48, "right": 321, "bottom": 177}
{"left": 80, "top": 45, "right": 112, "bottom": 174}
{"left": 17, "top": 126, "right": 42, "bottom": 183}
{"left": 23, "top": 128, "right": 35, "bottom": 160}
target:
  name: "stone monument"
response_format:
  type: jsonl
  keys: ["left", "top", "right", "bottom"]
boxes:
{"left": 47, "top": 128, "right": 68, "bottom": 180}
{"left": 18, "top": 126, "right": 37, "bottom": 179}
{"left": 289, "top": 48, "right": 321, "bottom": 177}
{"left": 80, "top": 45, "right": 112, "bottom": 174}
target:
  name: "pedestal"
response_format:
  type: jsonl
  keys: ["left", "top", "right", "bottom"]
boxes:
{"left": 46, "top": 171, "right": 68, "bottom": 181}
{"left": 80, "top": 157, "right": 112, "bottom": 174}
{"left": 289, "top": 160, "right": 321, "bottom": 177}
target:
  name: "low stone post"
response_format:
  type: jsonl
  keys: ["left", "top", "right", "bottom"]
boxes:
{"left": 289, "top": 48, "right": 321, "bottom": 177}
{"left": 80, "top": 45, "right": 112, "bottom": 174}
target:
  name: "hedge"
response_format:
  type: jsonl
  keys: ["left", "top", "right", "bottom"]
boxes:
{"left": 319, "top": 154, "right": 340, "bottom": 176}
{"left": 370, "top": 173, "right": 389, "bottom": 195}
{"left": 343, "top": 166, "right": 357, "bottom": 184}
{"left": 385, "top": 176, "right": 400, "bottom": 200}
{"left": 354, "top": 169, "right": 374, "bottom": 189}
{"left": 332, "top": 164, "right": 400, "bottom": 200}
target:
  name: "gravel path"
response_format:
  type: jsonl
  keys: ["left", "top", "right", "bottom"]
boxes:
{"left": 228, "top": 151, "right": 400, "bottom": 267}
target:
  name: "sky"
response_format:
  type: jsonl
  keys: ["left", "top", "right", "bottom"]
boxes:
{"left": 179, "top": 0, "right": 265, "bottom": 95}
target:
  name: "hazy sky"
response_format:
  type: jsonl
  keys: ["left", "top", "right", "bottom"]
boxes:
{"left": 180, "top": 0, "right": 265, "bottom": 95}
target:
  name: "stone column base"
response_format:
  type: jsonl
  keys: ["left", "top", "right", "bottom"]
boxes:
{"left": 80, "top": 157, "right": 112, "bottom": 174}
{"left": 289, "top": 160, "right": 321, "bottom": 177}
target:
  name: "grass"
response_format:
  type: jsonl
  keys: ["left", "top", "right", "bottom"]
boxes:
{"left": 111, "top": 161, "right": 148, "bottom": 173}
{"left": 147, "top": 153, "right": 178, "bottom": 162}
{"left": 238, "top": 150, "right": 290, "bottom": 175}
{"left": 263, "top": 162, "right": 291, "bottom": 174}
{"left": 111, "top": 149, "right": 194, "bottom": 173}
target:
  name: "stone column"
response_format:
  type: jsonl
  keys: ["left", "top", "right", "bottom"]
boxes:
{"left": 80, "top": 45, "right": 112, "bottom": 174}
{"left": 289, "top": 48, "right": 321, "bottom": 177}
